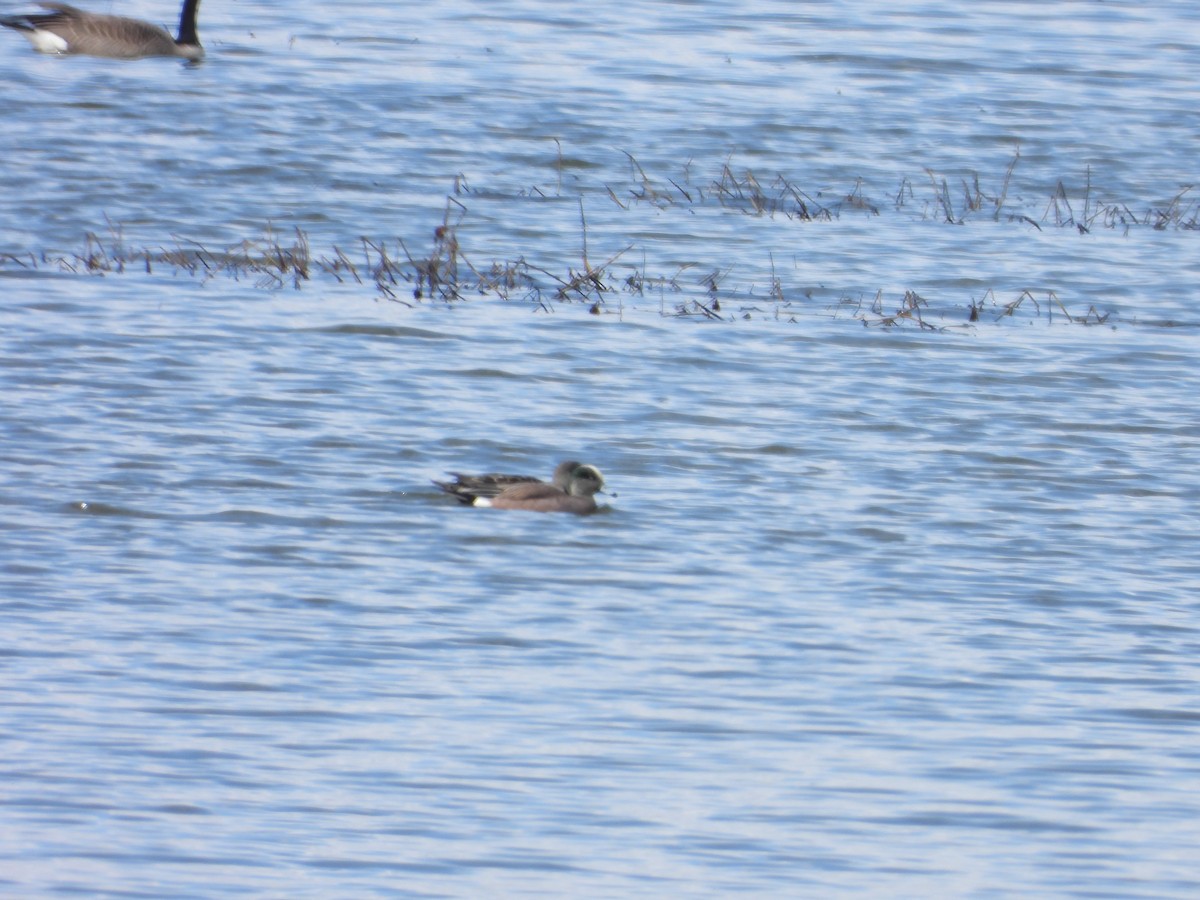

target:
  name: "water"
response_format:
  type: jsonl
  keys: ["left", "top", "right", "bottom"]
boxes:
{"left": 2, "top": 1, "right": 1199, "bottom": 896}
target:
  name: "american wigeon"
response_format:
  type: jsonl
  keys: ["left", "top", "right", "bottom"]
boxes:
{"left": 434, "top": 460, "right": 581, "bottom": 500}
{"left": 434, "top": 461, "right": 606, "bottom": 514}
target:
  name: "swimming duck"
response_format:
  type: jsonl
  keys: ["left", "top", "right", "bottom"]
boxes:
{"left": 434, "top": 461, "right": 605, "bottom": 514}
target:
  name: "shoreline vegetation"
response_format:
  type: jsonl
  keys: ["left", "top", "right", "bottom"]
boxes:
{"left": 3, "top": 152, "right": 1196, "bottom": 330}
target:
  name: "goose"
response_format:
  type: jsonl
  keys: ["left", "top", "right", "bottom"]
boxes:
{"left": 1, "top": 1, "right": 202, "bottom": 60}
{"left": 434, "top": 462, "right": 606, "bottom": 514}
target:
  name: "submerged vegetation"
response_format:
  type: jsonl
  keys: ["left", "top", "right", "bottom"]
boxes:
{"left": 3, "top": 150, "right": 1195, "bottom": 330}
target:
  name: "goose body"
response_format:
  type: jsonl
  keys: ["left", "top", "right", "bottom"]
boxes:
{"left": 1, "top": 1, "right": 202, "bottom": 60}
{"left": 434, "top": 462, "right": 606, "bottom": 515}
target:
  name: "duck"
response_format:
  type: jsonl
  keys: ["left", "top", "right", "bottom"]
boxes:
{"left": 434, "top": 460, "right": 581, "bottom": 501}
{"left": 1, "top": 1, "right": 202, "bottom": 60}
{"left": 434, "top": 462, "right": 606, "bottom": 515}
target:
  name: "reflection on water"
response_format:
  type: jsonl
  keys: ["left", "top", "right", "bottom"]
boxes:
{"left": 2, "top": 0, "right": 1199, "bottom": 896}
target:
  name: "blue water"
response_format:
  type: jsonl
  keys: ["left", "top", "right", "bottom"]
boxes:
{"left": 2, "top": 1, "right": 1199, "bottom": 896}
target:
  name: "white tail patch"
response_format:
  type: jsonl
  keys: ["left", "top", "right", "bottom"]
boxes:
{"left": 27, "top": 29, "right": 71, "bottom": 54}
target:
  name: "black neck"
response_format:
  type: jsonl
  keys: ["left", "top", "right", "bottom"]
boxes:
{"left": 176, "top": 0, "right": 201, "bottom": 46}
